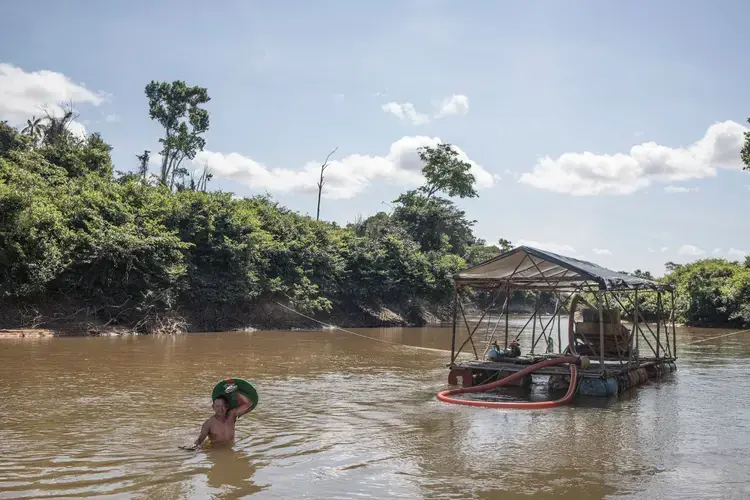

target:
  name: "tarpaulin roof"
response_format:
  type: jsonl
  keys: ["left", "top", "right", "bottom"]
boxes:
{"left": 453, "top": 246, "right": 673, "bottom": 292}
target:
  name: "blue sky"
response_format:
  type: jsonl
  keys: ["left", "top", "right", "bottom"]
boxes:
{"left": 1, "top": 0, "right": 749, "bottom": 275}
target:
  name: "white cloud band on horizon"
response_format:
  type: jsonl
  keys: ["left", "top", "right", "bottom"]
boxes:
{"left": 519, "top": 120, "right": 748, "bottom": 195}
{"left": 172, "top": 136, "right": 496, "bottom": 200}
{"left": 516, "top": 239, "right": 577, "bottom": 255}
{"left": 678, "top": 244, "right": 705, "bottom": 257}
{"left": 728, "top": 248, "right": 748, "bottom": 260}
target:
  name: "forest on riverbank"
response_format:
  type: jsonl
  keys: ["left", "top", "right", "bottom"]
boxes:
{"left": 2, "top": 80, "right": 750, "bottom": 334}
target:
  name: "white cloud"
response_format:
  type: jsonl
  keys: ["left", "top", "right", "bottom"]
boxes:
{"left": 728, "top": 248, "right": 748, "bottom": 260}
{"left": 0, "top": 63, "right": 105, "bottom": 125}
{"left": 660, "top": 247, "right": 669, "bottom": 253}
{"left": 713, "top": 247, "right": 722, "bottom": 254}
{"left": 592, "top": 248, "right": 612, "bottom": 255}
{"left": 67, "top": 121, "right": 87, "bottom": 139}
{"left": 381, "top": 102, "right": 430, "bottom": 125}
{"left": 678, "top": 244, "right": 705, "bottom": 256}
{"left": 104, "top": 113, "right": 120, "bottom": 123}
{"left": 665, "top": 185, "right": 698, "bottom": 193}
{"left": 0, "top": 63, "right": 109, "bottom": 140}
{"left": 435, "top": 94, "right": 469, "bottom": 118}
{"left": 516, "top": 239, "right": 576, "bottom": 255}
{"left": 381, "top": 93, "right": 469, "bottom": 125}
{"left": 333, "top": 93, "right": 345, "bottom": 102}
{"left": 182, "top": 136, "right": 495, "bottom": 200}
{"left": 519, "top": 121, "right": 748, "bottom": 195}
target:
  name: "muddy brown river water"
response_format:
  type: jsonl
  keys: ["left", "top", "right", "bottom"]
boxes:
{"left": 1, "top": 319, "right": 749, "bottom": 499}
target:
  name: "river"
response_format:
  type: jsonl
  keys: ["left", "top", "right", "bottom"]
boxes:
{"left": 1, "top": 319, "right": 749, "bottom": 499}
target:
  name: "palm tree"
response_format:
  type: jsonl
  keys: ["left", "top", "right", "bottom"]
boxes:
{"left": 21, "top": 116, "right": 43, "bottom": 145}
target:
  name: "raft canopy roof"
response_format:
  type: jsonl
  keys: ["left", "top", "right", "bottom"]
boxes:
{"left": 453, "top": 246, "right": 673, "bottom": 292}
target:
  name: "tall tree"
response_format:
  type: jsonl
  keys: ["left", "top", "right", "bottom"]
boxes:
{"left": 632, "top": 269, "right": 654, "bottom": 280}
{"left": 664, "top": 261, "right": 680, "bottom": 273}
{"left": 392, "top": 190, "right": 477, "bottom": 255}
{"left": 498, "top": 238, "right": 513, "bottom": 252}
{"left": 316, "top": 146, "right": 338, "bottom": 220}
{"left": 417, "top": 143, "right": 478, "bottom": 199}
{"left": 145, "top": 80, "right": 210, "bottom": 189}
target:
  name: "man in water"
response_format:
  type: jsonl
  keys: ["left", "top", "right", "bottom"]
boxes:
{"left": 186, "top": 389, "right": 254, "bottom": 450}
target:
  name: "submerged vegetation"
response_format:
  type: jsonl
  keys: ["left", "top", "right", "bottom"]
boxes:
{"left": 1, "top": 81, "right": 749, "bottom": 334}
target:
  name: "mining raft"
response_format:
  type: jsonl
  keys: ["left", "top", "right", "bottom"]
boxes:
{"left": 446, "top": 246, "right": 677, "bottom": 398}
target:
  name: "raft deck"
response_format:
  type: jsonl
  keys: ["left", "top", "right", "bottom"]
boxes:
{"left": 457, "top": 356, "right": 673, "bottom": 377}
{"left": 451, "top": 356, "right": 678, "bottom": 397}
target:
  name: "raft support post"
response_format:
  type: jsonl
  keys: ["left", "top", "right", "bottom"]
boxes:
{"left": 504, "top": 284, "right": 510, "bottom": 349}
{"left": 634, "top": 289, "right": 639, "bottom": 365}
{"left": 672, "top": 290, "right": 677, "bottom": 359}
{"left": 656, "top": 292, "right": 661, "bottom": 359}
{"left": 450, "top": 290, "right": 458, "bottom": 366}
{"left": 596, "top": 292, "right": 607, "bottom": 377}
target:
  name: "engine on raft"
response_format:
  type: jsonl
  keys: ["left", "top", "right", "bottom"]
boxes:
{"left": 486, "top": 339, "right": 521, "bottom": 361}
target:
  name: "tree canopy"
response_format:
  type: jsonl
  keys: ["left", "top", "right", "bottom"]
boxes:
{"left": 145, "top": 80, "right": 210, "bottom": 189}
{"left": 417, "top": 143, "right": 478, "bottom": 199}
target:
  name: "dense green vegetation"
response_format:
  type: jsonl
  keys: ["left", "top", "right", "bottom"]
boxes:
{"left": 1, "top": 82, "right": 748, "bottom": 333}
{"left": 657, "top": 259, "right": 750, "bottom": 327}
{"left": 0, "top": 81, "right": 503, "bottom": 332}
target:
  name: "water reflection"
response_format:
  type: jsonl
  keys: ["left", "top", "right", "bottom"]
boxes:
{"left": 204, "top": 448, "right": 262, "bottom": 498}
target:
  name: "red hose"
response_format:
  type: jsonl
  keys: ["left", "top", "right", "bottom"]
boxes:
{"left": 437, "top": 356, "right": 580, "bottom": 409}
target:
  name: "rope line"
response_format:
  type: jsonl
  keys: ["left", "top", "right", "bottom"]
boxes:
{"left": 273, "top": 301, "right": 452, "bottom": 354}
{"left": 684, "top": 328, "right": 750, "bottom": 345}
{"left": 275, "top": 300, "right": 750, "bottom": 354}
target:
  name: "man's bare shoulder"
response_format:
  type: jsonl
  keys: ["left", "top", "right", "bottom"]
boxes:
{"left": 202, "top": 416, "right": 219, "bottom": 428}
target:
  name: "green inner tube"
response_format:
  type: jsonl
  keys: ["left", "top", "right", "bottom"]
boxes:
{"left": 211, "top": 378, "right": 259, "bottom": 410}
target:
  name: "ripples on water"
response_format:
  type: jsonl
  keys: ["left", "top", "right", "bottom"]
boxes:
{"left": 1, "top": 322, "right": 749, "bottom": 499}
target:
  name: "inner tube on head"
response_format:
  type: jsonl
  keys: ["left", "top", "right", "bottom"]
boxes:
{"left": 211, "top": 378, "right": 259, "bottom": 410}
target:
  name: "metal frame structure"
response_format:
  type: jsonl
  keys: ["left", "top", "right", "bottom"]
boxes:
{"left": 448, "top": 246, "right": 677, "bottom": 382}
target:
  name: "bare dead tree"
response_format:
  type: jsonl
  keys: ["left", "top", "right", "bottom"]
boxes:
{"left": 188, "top": 162, "right": 213, "bottom": 192}
{"left": 197, "top": 162, "right": 213, "bottom": 192}
{"left": 136, "top": 150, "right": 151, "bottom": 182}
{"left": 316, "top": 146, "right": 338, "bottom": 221}
{"left": 38, "top": 99, "right": 80, "bottom": 145}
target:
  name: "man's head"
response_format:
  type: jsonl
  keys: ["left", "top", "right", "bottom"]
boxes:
{"left": 212, "top": 396, "right": 228, "bottom": 417}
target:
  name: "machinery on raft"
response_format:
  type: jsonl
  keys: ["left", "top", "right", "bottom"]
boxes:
{"left": 487, "top": 339, "right": 521, "bottom": 361}
{"left": 437, "top": 246, "right": 678, "bottom": 410}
